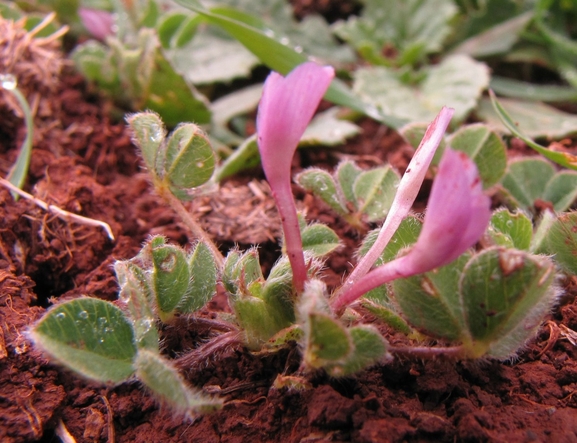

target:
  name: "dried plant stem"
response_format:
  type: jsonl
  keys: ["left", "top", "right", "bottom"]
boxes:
{"left": 0, "top": 177, "right": 115, "bottom": 241}
{"left": 158, "top": 187, "right": 224, "bottom": 267}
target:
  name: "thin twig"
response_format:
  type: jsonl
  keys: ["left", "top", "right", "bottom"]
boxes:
{"left": 0, "top": 177, "right": 115, "bottom": 241}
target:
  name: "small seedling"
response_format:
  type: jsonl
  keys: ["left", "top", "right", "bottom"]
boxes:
{"left": 32, "top": 61, "right": 563, "bottom": 416}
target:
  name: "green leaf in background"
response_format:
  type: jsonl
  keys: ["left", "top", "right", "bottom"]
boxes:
{"left": 157, "top": 12, "right": 201, "bottom": 49}
{"left": 501, "top": 158, "right": 577, "bottom": 212}
{"left": 296, "top": 169, "right": 348, "bottom": 216}
{"left": 210, "top": 84, "right": 263, "bottom": 146}
{"left": 450, "top": 11, "right": 533, "bottom": 58}
{"left": 301, "top": 223, "right": 341, "bottom": 257}
{"left": 353, "top": 55, "right": 489, "bottom": 124}
{"left": 167, "top": 29, "right": 259, "bottom": 84}
{"left": 353, "top": 166, "right": 400, "bottom": 222}
{"left": 460, "top": 248, "right": 557, "bottom": 359}
{"left": 173, "top": 0, "right": 405, "bottom": 129}
{"left": 135, "top": 349, "right": 222, "bottom": 414}
{"left": 204, "top": 0, "right": 355, "bottom": 66}
{"left": 72, "top": 29, "right": 211, "bottom": 127}
{"left": 537, "top": 212, "right": 577, "bottom": 276}
{"left": 542, "top": 173, "right": 577, "bottom": 213}
{"left": 393, "top": 253, "right": 471, "bottom": 341}
{"left": 489, "top": 77, "right": 577, "bottom": 102}
{"left": 301, "top": 108, "right": 361, "bottom": 146}
{"left": 533, "top": 0, "right": 577, "bottom": 89}
{"left": 447, "top": 124, "right": 507, "bottom": 189}
{"left": 333, "top": 0, "right": 457, "bottom": 66}
{"left": 482, "top": 93, "right": 577, "bottom": 170}
{"left": 32, "top": 298, "right": 137, "bottom": 383}
{"left": 487, "top": 209, "right": 533, "bottom": 251}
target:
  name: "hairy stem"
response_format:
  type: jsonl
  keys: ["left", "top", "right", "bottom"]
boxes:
{"left": 158, "top": 186, "right": 224, "bottom": 267}
{"left": 271, "top": 185, "right": 306, "bottom": 294}
{"left": 388, "top": 344, "right": 464, "bottom": 359}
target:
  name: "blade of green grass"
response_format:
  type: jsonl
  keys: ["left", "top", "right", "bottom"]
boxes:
{"left": 5, "top": 85, "right": 34, "bottom": 200}
{"left": 489, "top": 90, "right": 577, "bottom": 170}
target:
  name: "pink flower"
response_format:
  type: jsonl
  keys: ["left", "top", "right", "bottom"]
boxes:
{"left": 78, "top": 7, "right": 114, "bottom": 41}
{"left": 336, "top": 107, "right": 455, "bottom": 298}
{"left": 331, "top": 148, "right": 491, "bottom": 311}
{"left": 257, "top": 62, "right": 335, "bottom": 292}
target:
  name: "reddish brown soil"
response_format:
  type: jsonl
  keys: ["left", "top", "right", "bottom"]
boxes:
{"left": 2, "top": 15, "right": 577, "bottom": 443}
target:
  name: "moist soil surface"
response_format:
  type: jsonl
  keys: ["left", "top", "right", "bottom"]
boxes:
{"left": 2, "top": 9, "right": 577, "bottom": 443}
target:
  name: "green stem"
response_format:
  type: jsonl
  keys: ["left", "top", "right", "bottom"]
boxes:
{"left": 158, "top": 185, "right": 224, "bottom": 267}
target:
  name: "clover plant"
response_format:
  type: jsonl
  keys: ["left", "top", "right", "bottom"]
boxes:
{"left": 32, "top": 62, "right": 565, "bottom": 415}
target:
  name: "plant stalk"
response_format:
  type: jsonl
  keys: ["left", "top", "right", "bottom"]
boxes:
{"left": 158, "top": 186, "right": 224, "bottom": 267}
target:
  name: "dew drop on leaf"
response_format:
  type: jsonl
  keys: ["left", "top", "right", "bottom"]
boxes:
{"left": 78, "top": 311, "right": 89, "bottom": 319}
{"left": 0, "top": 74, "right": 17, "bottom": 90}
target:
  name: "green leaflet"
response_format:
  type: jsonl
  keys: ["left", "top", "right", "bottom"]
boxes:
{"left": 32, "top": 298, "right": 137, "bottom": 383}
{"left": 460, "top": 248, "right": 557, "bottom": 359}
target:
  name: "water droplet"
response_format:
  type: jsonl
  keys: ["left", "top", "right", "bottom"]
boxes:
{"left": 0, "top": 74, "right": 17, "bottom": 90}
{"left": 506, "top": 220, "right": 513, "bottom": 227}
{"left": 264, "top": 29, "right": 275, "bottom": 38}
{"left": 97, "top": 317, "right": 108, "bottom": 327}
{"left": 149, "top": 123, "right": 163, "bottom": 143}
{"left": 294, "top": 45, "right": 303, "bottom": 53}
{"left": 104, "top": 327, "right": 114, "bottom": 334}
{"left": 78, "top": 310, "right": 89, "bottom": 319}
{"left": 55, "top": 312, "right": 66, "bottom": 320}
{"left": 196, "top": 161, "right": 204, "bottom": 169}
{"left": 136, "top": 318, "right": 154, "bottom": 337}
{"left": 280, "top": 37, "right": 290, "bottom": 45}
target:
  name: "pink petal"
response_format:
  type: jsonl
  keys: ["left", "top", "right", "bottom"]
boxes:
{"left": 257, "top": 62, "right": 334, "bottom": 187}
{"left": 331, "top": 148, "right": 491, "bottom": 311}
{"left": 78, "top": 8, "right": 114, "bottom": 41}
{"left": 336, "top": 107, "right": 454, "bottom": 297}
{"left": 256, "top": 62, "right": 334, "bottom": 292}
{"left": 406, "top": 149, "right": 491, "bottom": 273}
